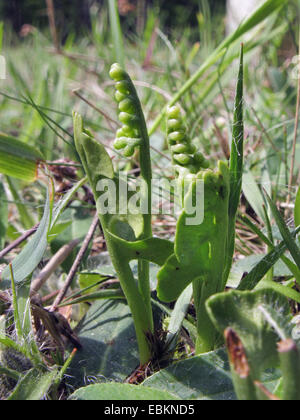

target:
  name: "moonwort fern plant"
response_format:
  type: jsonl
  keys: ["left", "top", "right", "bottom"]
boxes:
{"left": 73, "top": 64, "right": 173, "bottom": 365}
{"left": 155, "top": 46, "right": 244, "bottom": 354}
{"left": 73, "top": 46, "right": 244, "bottom": 364}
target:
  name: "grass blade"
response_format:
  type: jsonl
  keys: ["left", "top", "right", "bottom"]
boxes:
{"left": 224, "top": 44, "right": 244, "bottom": 281}
{"left": 242, "top": 169, "right": 266, "bottom": 223}
{"left": 108, "top": 0, "right": 125, "bottom": 68}
{"left": 166, "top": 284, "right": 193, "bottom": 351}
{"left": 0, "top": 22, "right": 3, "bottom": 52}
{"left": 229, "top": 44, "right": 244, "bottom": 219}
{"left": 0, "top": 182, "right": 53, "bottom": 289}
{"left": 59, "top": 289, "right": 125, "bottom": 306}
{"left": 257, "top": 280, "right": 300, "bottom": 304}
{"left": 238, "top": 241, "right": 288, "bottom": 291}
{"left": 5, "top": 177, "right": 36, "bottom": 229}
{"left": 49, "top": 176, "right": 87, "bottom": 235}
{"left": 295, "top": 186, "right": 300, "bottom": 228}
{"left": 0, "top": 180, "right": 8, "bottom": 250}
{"left": 238, "top": 227, "right": 300, "bottom": 291}
{"left": 265, "top": 191, "right": 300, "bottom": 270}
{"left": 241, "top": 214, "right": 300, "bottom": 284}
{"left": 9, "top": 264, "right": 22, "bottom": 342}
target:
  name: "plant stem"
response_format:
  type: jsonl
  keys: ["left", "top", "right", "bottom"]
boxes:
{"left": 9, "top": 264, "right": 22, "bottom": 343}
{"left": 193, "top": 278, "right": 217, "bottom": 353}
{"left": 134, "top": 82, "right": 153, "bottom": 335}
{"left": 97, "top": 212, "right": 153, "bottom": 364}
{"left": 45, "top": 0, "right": 60, "bottom": 52}
{"left": 278, "top": 339, "right": 300, "bottom": 401}
{"left": 224, "top": 328, "right": 257, "bottom": 401}
{"left": 103, "top": 235, "right": 153, "bottom": 364}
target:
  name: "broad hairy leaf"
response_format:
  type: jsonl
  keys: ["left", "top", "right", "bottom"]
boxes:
{"left": 67, "top": 297, "right": 163, "bottom": 389}
{"left": 7, "top": 368, "right": 58, "bottom": 401}
{"left": 69, "top": 383, "right": 179, "bottom": 401}
{"left": 67, "top": 299, "right": 140, "bottom": 388}
{"left": 143, "top": 348, "right": 234, "bottom": 400}
{"left": 143, "top": 347, "right": 280, "bottom": 400}
{"left": 206, "top": 288, "right": 292, "bottom": 378}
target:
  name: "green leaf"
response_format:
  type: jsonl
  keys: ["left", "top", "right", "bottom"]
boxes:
{"left": 144, "top": 348, "right": 235, "bottom": 400}
{"left": 60, "top": 289, "right": 125, "bottom": 306}
{"left": 228, "top": 44, "right": 244, "bottom": 215}
{"left": 0, "top": 22, "right": 3, "bottom": 52}
{"left": 143, "top": 347, "right": 280, "bottom": 400}
{"left": 166, "top": 284, "right": 193, "bottom": 350}
{"left": 242, "top": 169, "right": 266, "bottom": 223}
{"left": 69, "top": 383, "right": 179, "bottom": 401}
{"left": 226, "top": 45, "right": 244, "bottom": 279}
{"left": 67, "top": 298, "right": 164, "bottom": 389}
{"left": 73, "top": 112, "right": 114, "bottom": 185}
{"left": 206, "top": 288, "right": 292, "bottom": 377}
{"left": 157, "top": 161, "right": 230, "bottom": 302}
{"left": 49, "top": 176, "right": 87, "bottom": 235}
{"left": 265, "top": 191, "right": 300, "bottom": 270}
{"left": 67, "top": 299, "right": 140, "bottom": 388}
{"left": 106, "top": 232, "right": 174, "bottom": 266}
{"left": 5, "top": 177, "right": 35, "bottom": 229}
{"left": 239, "top": 215, "right": 300, "bottom": 284}
{"left": 0, "top": 180, "right": 8, "bottom": 250}
{"left": 0, "top": 133, "right": 44, "bottom": 182}
{"left": 157, "top": 254, "right": 198, "bottom": 303}
{"left": 255, "top": 280, "right": 300, "bottom": 304}
{"left": 237, "top": 239, "right": 289, "bottom": 291}
{"left": 50, "top": 202, "right": 93, "bottom": 272}
{"left": 295, "top": 186, "right": 300, "bottom": 228}
{"left": 7, "top": 368, "right": 58, "bottom": 401}
{"left": 0, "top": 183, "right": 53, "bottom": 289}
{"left": 108, "top": 0, "right": 125, "bottom": 68}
